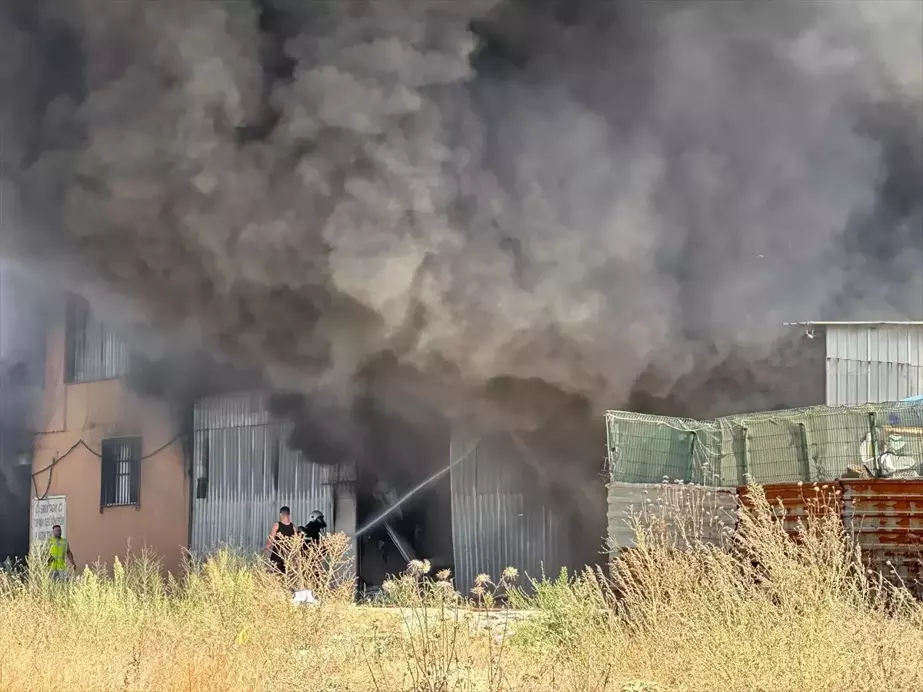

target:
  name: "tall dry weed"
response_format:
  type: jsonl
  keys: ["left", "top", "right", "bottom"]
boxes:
{"left": 1, "top": 488, "right": 921, "bottom": 691}
{"left": 508, "top": 482, "right": 923, "bottom": 691}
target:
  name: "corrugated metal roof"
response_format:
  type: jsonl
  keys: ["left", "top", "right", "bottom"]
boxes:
{"left": 784, "top": 321, "right": 923, "bottom": 326}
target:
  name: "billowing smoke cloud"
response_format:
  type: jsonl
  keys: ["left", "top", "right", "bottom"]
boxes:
{"left": 0, "top": 260, "right": 50, "bottom": 558}
{"left": 0, "top": 0, "right": 921, "bottom": 437}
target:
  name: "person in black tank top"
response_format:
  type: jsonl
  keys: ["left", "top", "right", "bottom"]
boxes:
{"left": 265, "top": 506, "right": 296, "bottom": 575}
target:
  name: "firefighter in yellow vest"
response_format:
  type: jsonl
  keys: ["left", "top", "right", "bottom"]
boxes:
{"left": 47, "top": 524, "right": 75, "bottom": 581}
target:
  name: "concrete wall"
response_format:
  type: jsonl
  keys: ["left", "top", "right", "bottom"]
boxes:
{"left": 31, "top": 303, "right": 188, "bottom": 575}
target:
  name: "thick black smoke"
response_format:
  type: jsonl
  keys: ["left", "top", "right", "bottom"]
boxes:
{"left": 0, "top": 261, "right": 50, "bottom": 558}
{"left": 0, "top": 0, "right": 921, "bottom": 445}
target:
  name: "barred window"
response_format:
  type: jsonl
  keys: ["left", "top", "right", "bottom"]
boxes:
{"left": 101, "top": 437, "right": 141, "bottom": 508}
{"left": 65, "top": 294, "right": 131, "bottom": 383}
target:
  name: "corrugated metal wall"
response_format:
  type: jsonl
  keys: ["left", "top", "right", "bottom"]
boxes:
{"left": 734, "top": 479, "right": 923, "bottom": 595}
{"left": 607, "top": 481, "right": 737, "bottom": 551}
{"left": 842, "top": 479, "right": 923, "bottom": 592}
{"left": 64, "top": 294, "right": 132, "bottom": 383}
{"left": 826, "top": 324, "right": 923, "bottom": 405}
{"left": 449, "top": 427, "right": 571, "bottom": 593}
{"left": 191, "top": 392, "right": 336, "bottom": 555}
{"left": 737, "top": 483, "right": 842, "bottom": 538}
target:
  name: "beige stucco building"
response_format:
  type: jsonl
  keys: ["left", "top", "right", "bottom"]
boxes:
{"left": 31, "top": 296, "right": 189, "bottom": 575}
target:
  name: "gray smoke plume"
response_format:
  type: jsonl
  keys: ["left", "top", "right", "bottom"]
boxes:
{"left": 0, "top": 260, "right": 50, "bottom": 558}
{"left": 0, "top": 0, "right": 921, "bottom": 436}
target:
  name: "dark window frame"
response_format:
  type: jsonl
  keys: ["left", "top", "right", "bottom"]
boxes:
{"left": 64, "top": 294, "right": 131, "bottom": 384}
{"left": 195, "top": 433, "right": 209, "bottom": 499}
{"left": 100, "top": 436, "right": 142, "bottom": 511}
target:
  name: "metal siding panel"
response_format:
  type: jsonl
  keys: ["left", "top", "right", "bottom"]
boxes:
{"left": 896, "top": 364, "right": 911, "bottom": 401}
{"left": 202, "top": 424, "right": 267, "bottom": 553}
{"left": 450, "top": 433, "right": 572, "bottom": 594}
{"left": 194, "top": 392, "right": 272, "bottom": 430}
{"left": 607, "top": 482, "right": 737, "bottom": 551}
{"left": 64, "top": 297, "right": 131, "bottom": 382}
{"left": 206, "top": 424, "right": 275, "bottom": 554}
{"left": 607, "top": 482, "right": 645, "bottom": 551}
{"left": 101, "top": 327, "right": 131, "bottom": 379}
{"left": 191, "top": 393, "right": 339, "bottom": 556}
{"left": 276, "top": 427, "right": 335, "bottom": 540}
{"left": 842, "top": 480, "right": 923, "bottom": 592}
{"left": 869, "top": 360, "right": 881, "bottom": 403}
{"left": 870, "top": 327, "right": 886, "bottom": 364}
{"left": 85, "top": 317, "right": 100, "bottom": 381}
{"left": 449, "top": 431, "right": 478, "bottom": 593}
{"left": 825, "top": 325, "right": 923, "bottom": 405}
{"left": 450, "top": 492, "right": 475, "bottom": 593}
{"left": 896, "top": 327, "right": 909, "bottom": 364}
{"left": 738, "top": 483, "right": 842, "bottom": 538}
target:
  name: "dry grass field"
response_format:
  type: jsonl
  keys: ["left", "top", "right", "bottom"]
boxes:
{"left": 1, "top": 486, "right": 921, "bottom": 692}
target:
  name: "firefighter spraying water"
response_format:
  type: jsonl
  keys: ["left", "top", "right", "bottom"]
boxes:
{"left": 354, "top": 440, "right": 480, "bottom": 540}
{"left": 299, "top": 510, "right": 327, "bottom": 549}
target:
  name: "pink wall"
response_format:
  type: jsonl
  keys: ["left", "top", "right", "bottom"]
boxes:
{"left": 32, "top": 307, "right": 189, "bottom": 576}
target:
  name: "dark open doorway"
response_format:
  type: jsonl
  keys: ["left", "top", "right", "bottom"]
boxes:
{"left": 354, "top": 403, "right": 453, "bottom": 596}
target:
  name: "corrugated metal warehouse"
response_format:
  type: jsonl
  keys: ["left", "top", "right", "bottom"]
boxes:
{"left": 790, "top": 322, "right": 923, "bottom": 406}
{"left": 189, "top": 398, "right": 591, "bottom": 593}
{"left": 191, "top": 392, "right": 352, "bottom": 557}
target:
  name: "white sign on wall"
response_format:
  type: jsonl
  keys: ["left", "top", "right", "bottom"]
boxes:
{"left": 31, "top": 495, "right": 66, "bottom": 544}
